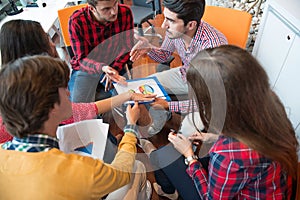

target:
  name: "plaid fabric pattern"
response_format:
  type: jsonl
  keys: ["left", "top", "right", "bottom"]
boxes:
{"left": 168, "top": 99, "right": 198, "bottom": 113}
{"left": 186, "top": 136, "right": 292, "bottom": 199}
{"left": 69, "top": 4, "right": 134, "bottom": 75}
{"left": 2, "top": 134, "right": 59, "bottom": 152}
{"left": 123, "top": 124, "right": 139, "bottom": 137}
{"left": 148, "top": 21, "right": 228, "bottom": 82}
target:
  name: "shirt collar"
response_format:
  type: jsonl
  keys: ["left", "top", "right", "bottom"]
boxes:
{"left": 2, "top": 134, "right": 59, "bottom": 152}
{"left": 187, "top": 22, "right": 204, "bottom": 53}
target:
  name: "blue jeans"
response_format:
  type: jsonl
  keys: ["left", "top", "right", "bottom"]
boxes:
{"left": 68, "top": 70, "right": 113, "bottom": 103}
{"left": 150, "top": 144, "right": 201, "bottom": 200}
{"left": 68, "top": 70, "right": 101, "bottom": 103}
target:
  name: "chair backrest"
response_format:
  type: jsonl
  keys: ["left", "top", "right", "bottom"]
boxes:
{"left": 202, "top": 6, "right": 252, "bottom": 48}
{"left": 132, "top": 0, "right": 162, "bottom": 15}
{"left": 57, "top": 4, "right": 87, "bottom": 47}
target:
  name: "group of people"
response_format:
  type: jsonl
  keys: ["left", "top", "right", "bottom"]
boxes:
{"left": 0, "top": 0, "right": 298, "bottom": 200}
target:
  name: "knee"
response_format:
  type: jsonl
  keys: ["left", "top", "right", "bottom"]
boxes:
{"left": 133, "top": 160, "right": 146, "bottom": 174}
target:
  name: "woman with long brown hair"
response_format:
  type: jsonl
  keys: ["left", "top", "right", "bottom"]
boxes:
{"left": 169, "top": 45, "right": 298, "bottom": 199}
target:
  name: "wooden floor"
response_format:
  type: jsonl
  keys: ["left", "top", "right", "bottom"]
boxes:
{"left": 54, "top": 7, "right": 184, "bottom": 199}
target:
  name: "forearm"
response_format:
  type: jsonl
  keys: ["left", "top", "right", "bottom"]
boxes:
{"left": 96, "top": 92, "right": 131, "bottom": 114}
{"left": 148, "top": 47, "right": 173, "bottom": 63}
{"left": 148, "top": 36, "right": 174, "bottom": 63}
{"left": 92, "top": 133, "right": 136, "bottom": 197}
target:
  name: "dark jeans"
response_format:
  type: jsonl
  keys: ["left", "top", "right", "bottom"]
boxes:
{"left": 149, "top": 144, "right": 203, "bottom": 200}
{"left": 103, "top": 131, "right": 118, "bottom": 164}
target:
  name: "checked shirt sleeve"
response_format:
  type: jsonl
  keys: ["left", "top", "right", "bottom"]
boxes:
{"left": 186, "top": 153, "right": 247, "bottom": 199}
{"left": 168, "top": 100, "right": 198, "bottom": 114}
{"left": 110, "top": 8, "right": 134, "bottom": 72}
{"left": 69, "top": 17, "right": 106, "bottom": 74}
{"left": 148, "top": 36, "right": 175, "bottom": 63}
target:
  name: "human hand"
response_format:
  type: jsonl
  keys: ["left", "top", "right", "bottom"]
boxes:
{"left": 168, "top": 133, "right": 194, "bottom": 158}
{"left": 150, "top": 98, "right": 169, "bottom": 110}
{"left": 130, "top": 34, "right": 152, "bottom": 62}
{"left": 126, "top": 102, "right": 140, "bottom": 125}
{"left": 130, "top": 93, "right": 157, "bottom": 101}
{"left": 101, "top": 66, "right": 127, "bottom": 91}
{"left": 188, "top": 131, "right": 219, "bottom": 144}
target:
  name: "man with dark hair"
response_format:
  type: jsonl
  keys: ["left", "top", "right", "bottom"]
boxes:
{"left": 130, "top": 0, "right": 227, "bottom": 135}
{"left": 68, "top": 0, "right": 134, "bottom": 102}
{"left": 131, "top": 0, "right": 227, "bottom": 97}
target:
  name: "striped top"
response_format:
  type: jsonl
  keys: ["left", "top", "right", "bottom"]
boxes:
{"left": 148, "top": 20, "right": 228, "bottom": 82}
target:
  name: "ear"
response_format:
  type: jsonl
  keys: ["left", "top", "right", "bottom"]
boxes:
{"left": 49, "top": 103, "right": 59, "bottom": 117}
{"left": 186, "top": 21, "right": 198, "bottom": 31}
{"left": 88, "top": 4, "right": 96, "bottom": 13}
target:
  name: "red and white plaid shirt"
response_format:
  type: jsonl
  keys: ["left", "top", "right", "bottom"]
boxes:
{"left": 148, "top": 20, "right": 228, "bottom": 82}
{"left": 69, "top": 4, "right": 134, "bottom": 75}
{"left": 187, "top": 135, "right": 292, "bottom": 199}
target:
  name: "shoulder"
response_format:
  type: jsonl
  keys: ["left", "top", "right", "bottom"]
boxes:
{"left": 118, "top": 4, "right": 133, "bottom": 16}
{"left": 197, "top": 21, "right": 228, "bottom": 44}
{"left": 210, "top": 136, "right": 266, "bottom": 166}
{"left": 48, "top": 148, "right": 102, "bottom": 167}
{"left": 69, "top": 6, "right": 89, "bottom": 23}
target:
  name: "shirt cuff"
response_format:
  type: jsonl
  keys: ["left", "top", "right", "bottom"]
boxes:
{"left": 123, "top": 124, "right": 139, "bottom": 137}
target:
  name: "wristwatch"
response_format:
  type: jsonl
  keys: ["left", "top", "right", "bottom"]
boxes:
{"left": 184, "top": 155, "right": 198, "bottom": 165}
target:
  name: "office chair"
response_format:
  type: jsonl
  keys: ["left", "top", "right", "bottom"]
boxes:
{"left": 202, "top": 6, "right": 252, "bottom": 48}
{"left": 120, "top": 0, "right": 163, "bottom": 44}
{"left": 57, "top": 3, "right": 87, "bottom": 58}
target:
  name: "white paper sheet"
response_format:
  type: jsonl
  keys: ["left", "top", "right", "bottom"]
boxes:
{"left": 56, "top": 119, "right": 109, "bottom": 160}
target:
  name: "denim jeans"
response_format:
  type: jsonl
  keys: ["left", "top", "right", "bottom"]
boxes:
{"left": 150, "top": 144, "right": 201, "bottom": 200}
{"left": 68, "top": 70, "right": 102, "bottom": 103}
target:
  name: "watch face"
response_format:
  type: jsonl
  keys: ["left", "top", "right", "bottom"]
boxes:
{"left": 184, "top": 155, "right": 198, "bottom": 165}
{"left": 184, "top": 159, "right": 189, "bottom": 165}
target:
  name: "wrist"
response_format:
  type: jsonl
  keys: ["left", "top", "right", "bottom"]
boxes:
{"left": 128, "top": 90, "right": 134, "bottom": 100}
{"left": 102, "top": 65, "right": 109, "bottom": 73}
{"left": 184, "top": 155, "right": 198, "bottom": 165}
{"left": 123, "top": 124, "right": 139, "bottom": 137}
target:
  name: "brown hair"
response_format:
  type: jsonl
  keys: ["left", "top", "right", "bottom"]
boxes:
{"left": 0, "top": 19, "right": 58, "bottom": 64}
{"left": 187, "top": 45, "right": 298, "bottom": 177}
{"left": 0, "top": 55, "right": 70, "bottom": 138}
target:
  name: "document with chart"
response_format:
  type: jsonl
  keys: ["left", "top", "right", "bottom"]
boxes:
{"left": 113, "top": 77, "right": 171, "bottom": 105}
{"left": 56, "top": 119, "right": 109, "bottom": 160}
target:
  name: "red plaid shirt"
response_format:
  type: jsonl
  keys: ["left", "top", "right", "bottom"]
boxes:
{"left": 69, "top": 4, "right": 134, "bottom": 75}
{"left": 0, "top": 103, "right": 98, "bottom": 143}
{"left": 186, "top": 136, "right": 292, "bottom": 199}
{"left": 148, "top": 20, "right": 228, "bottom": 82}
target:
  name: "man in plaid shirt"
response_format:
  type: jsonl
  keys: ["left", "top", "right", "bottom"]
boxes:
{"left": 130, "top": 0, "right": 227, "bottom": 100}
{"left": 130, "top": 0, "right": 227, "bottom": 137}
{"left": 68, "top": 0, "right": 134, "bottom": 103}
